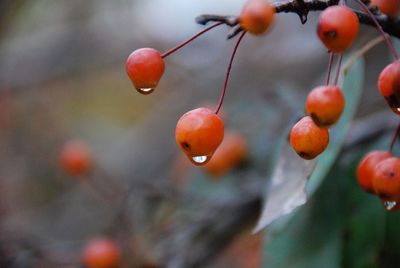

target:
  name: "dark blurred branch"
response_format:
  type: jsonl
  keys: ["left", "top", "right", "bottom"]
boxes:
{"left": 197, "top": 0, "right": 400, "bottom": 38}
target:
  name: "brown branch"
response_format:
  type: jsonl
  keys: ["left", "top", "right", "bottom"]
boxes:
{"left": 197, "top": 0, "right": 400, "bottom": 39}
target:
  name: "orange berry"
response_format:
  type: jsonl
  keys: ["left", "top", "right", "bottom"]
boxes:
{"left": 289, "top": 116, "right": 329, "bottom": 160}
{"left": 305, "top": 85, "right": 345, "bottom": 127}
{"left": 317, "top": 6, "right": 359, "bottom": 53}
{"left": 125, "top": 48, "right": 165, "bottom": 94}
{"left": 59, "top": 141, "right": 92, "bottom": 176}
{"left": 204, "top": 132, "right": 248, "bottom": 177}
{"left": 175, "top": 108, "right": 224, "bottom": 166}
{"left": 372, "top": 157, "right": 400, "bottom": 199}
{"left": 83, "top": 238, "right": 121, "bottom": 268}
{"left": 239, "top": 0, "right": 276, "bottom": 35}
{"left": 371, "top": 0, "right": 400, "bottom": 17}
{"left": 378, "top": 60, "right": 400, "bottom": 114}
{"left": 356, "top": 150, "right": 392, "bottom": 193}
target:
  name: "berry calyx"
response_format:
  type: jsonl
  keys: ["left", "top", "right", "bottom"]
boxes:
{"left": 372, "top": 157, "right": 400, "bottom": 199}
{"left": 204, "top": 132, "right": 248, "bottom": 177}
{"left": 317, "top": 6, "right": 359, "bottom": 53}
{"left": 239, "top": 0, "right": 276, "bottom": 35}
{"left": 356, "top": 150, "right": 392, "bottom": 193}
{"left": 305, "top": 85, "right": 345, "bottom": 127}
{"left": 371, "top": 0, "right": 400, "bottom": 17}
{"left": 59, "top": 141, "right": 92, "bottom": 176}
{"left": 290, "top": 116, "right": 329, "bottom": 160}
{"left": 126, "top": 48, "right": 165, "bottom": 94}
{"left": 83, "top": 238, "right": 121, "bottom": 268}
{"left": 378, "top": 60, "right": 400, "bottom": 114}
{"left": 175, "top": 107, "right": 224, "bottom": 166}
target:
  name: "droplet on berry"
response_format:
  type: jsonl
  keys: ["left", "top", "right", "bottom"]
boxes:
{"left": 239, "top": 0, "right": 276, "bottom": 35}
{"left": 126, "top": 48, "right": 165, "bottom": 94}
{"left": 175, "top": 107, "right": 224, "bottom": 166}
{"left": 378, "top": 60, "right": 400, "bottom": 114}
{"left": 371, "top": 0, "right": 400, "bottom": 17}
{"left": 372, "top": 157, "right": 400, "bottom": 199}
{"left": 317, "top": 6, "right": 359, "bottom": 53}
{"left": 59, "top": 140, "right": 92, "bottom": 176}
{"left": 356, "top": 150, "right": 392, "bottom": 193}
{"left": 305, "top": 85, "right": 345, "bottom": 127}
{"left": 383, "top": 199, "right": 397, "bottom": 210}
{"left": 289, "top": 116, "right": 329, "bottom": 160}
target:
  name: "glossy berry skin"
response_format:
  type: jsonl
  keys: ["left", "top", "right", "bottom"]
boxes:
{"left": 175, "top": 108, "right": 224, "bottom": 166}
{"left": 60, "top": 141, "right": 92, "bottom": 176}
{"left": 126, "top": 48, "right": 165, "bottom": 94}
{"left": 371, "top": 0, "right": 400, "bottom": 17}
{"left": 305, "top": 85, "right": 345, "bottom": 127}
{"left": 317, "top": 6, "right": 359, "bottom": 53}
{"left": 204, "top": 132, "right": 248, "bottom": 177}
{"left": 372, "top": 157, "right": 400, "bottom": 199}
{"left": 378, "top": 60, "right": 400, "bottom": 114}
{"left": 356, "top": 150, "right": 392, "bottom": 193}
{"left": 83, "top": 238, "right": 121, "bottom": 268}
{"left": 239, "top": 0, "right": 276, "bottom": 35}
{"left": 290, "top": 116, "right": 329, "bottom": 160}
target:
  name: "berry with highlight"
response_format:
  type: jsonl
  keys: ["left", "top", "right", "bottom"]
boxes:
{"left": 239, "top": 0, "right": 276, "bottom": 35}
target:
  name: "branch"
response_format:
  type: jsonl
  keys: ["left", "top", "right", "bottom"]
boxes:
{"left": 197, "top": 0, "right": 400, "bottom": 39}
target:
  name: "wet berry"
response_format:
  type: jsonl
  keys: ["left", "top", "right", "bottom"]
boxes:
{"left": 83, "top": 238, "right": 121, "bottom": 268}
{"left": 317, "top": 6, "right": 359, "bottom": 53}
{"left": 290, "top": 116, "right": 329, "bottom": 160}
{"left": 372, "top": 157, "right": 400, "bottom": 199}
{"left": 356, "top": 150, "right": 392, "bottom": 193}
{"left": 239, "top": 0, "right": 276, "bottom": 35}
{"left": 378, "top": 60, "right": 400, "bottom": 114}
{"left": 204, "top": 132, "right": 248, "bottom": 177}
{"left": 126, "top": 48, "right": 165, "bottom": 94}
{"left": 175, "top": 107, "right": 224, "bottom": 166}
{"left": 305, "top": 85, "right": 345, "bottom": 127}
{"left": 371, "top": 0, "right": 400, "bottom": 17}
{"left": 60, "top": 141, "right": 92, "bottom": 176}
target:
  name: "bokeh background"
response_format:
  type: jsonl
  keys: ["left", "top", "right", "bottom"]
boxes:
{"left": 0, "top": 0, "right": 399, "bottom": 267}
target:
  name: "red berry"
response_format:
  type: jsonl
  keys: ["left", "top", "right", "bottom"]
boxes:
{"left": 126, "top": 48, "right": 165, "bottom": 94}
{"left": 59, "top": 141, "right": 92, "bottom": 176}
{"left": 175, "top": 108, "right": 224, "bottom": 166}
{"left": 204, "top": 132, "right": 248, "bottom": 177}
{"left": 317, "top": 6, "right": 359, "bottom": 53}
{"left": 372, "top": 157, "right": 400, "bottom": 199}
{"left": 305, "top": 85, "right": 345, "bottom": 127}
{"left": 290, "top": 116, "right": 329, "bottom": 160}
{"left": 83, "top": 238, "right": 121, "bottom": 268}
{"left": 378, "top": 60, "right": 400, "bottom": 114}
{"left": 371, "top": 0, "right": 400, "bottom": 17}
{"left": 239, "top": 0, "right": 276, "bottom": 35}
{"left": 356, "top": 150, "right": 392, "bottom": 193}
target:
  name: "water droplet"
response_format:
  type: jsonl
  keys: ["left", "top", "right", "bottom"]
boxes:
{"left": 192, "top": 155, "right": 208, "bottom": 164}
{"left": 396, "top": 108, "right": 400, "bottom": 112}
{"left": 137, "top": 88, "right": 154, "bottom": 94}
{"left": 383, "top": 200, "right": 397, "bottom": 211}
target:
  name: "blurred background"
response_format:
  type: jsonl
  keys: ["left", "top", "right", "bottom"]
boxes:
{"left": 0, "top": 0, "right": 399, "bottom": 267}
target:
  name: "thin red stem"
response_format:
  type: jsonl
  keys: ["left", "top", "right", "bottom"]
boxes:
{"left": 161, "top": 22, "right": 223, "bottom": 59}
{"left": 334, "top": 53, "right": 343, "bottom": 85}
{"left": 390, "top": 121, "right": 400, "bottom": 152}
{"left": 353, "top": 0, "right": 399, "bottom": 60}
{"left": 326, "top": 52, "right": 335, "bottom": 85}
{"left": 215, "top": 31, "right": 246, "bottom": 114}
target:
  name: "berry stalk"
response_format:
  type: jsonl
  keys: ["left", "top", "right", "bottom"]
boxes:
{"left": 389, "top": 121, "right": 400, "bottom": 152}
{"left": 215, "top": 31, "right": 247, "bottom": 114}
{"left": 334, "top": 53, "right": 343, "bottom": 85}
{"left": 161, "top": 22, "right": 223, "bottom": 59}
{"left": 353, "top": 0, "right": 399, "bottom": 60}
{"left": 326, "top": 52, "right": 335, "bottom": 85}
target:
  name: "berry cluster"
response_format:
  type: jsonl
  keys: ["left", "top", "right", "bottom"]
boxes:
{"left": 125, "top": 0, "right": 400, "bottom": 211}
{"left": 290, "top": 5, "right": 357, "bottom": 159}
